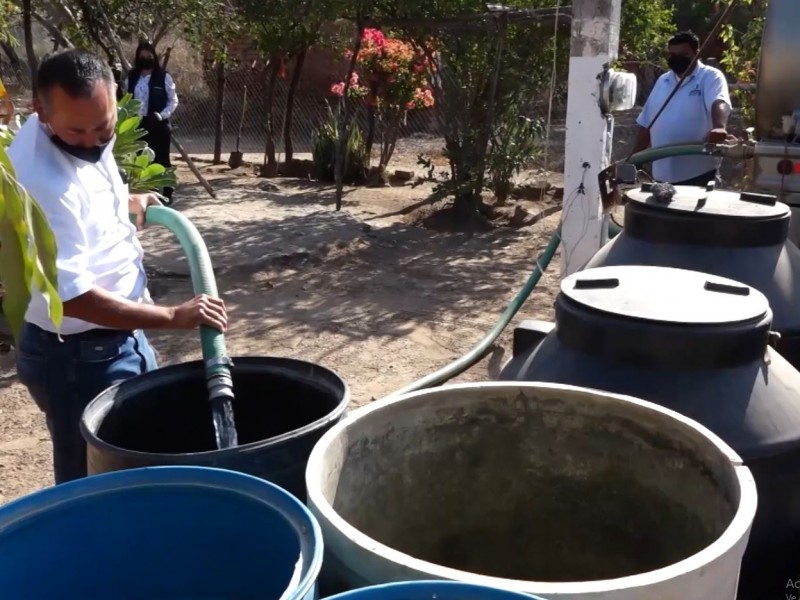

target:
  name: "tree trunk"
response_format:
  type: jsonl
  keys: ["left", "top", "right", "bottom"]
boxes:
{"left": 447, "top": 136, "right": 490, "bottom": 227}
{"left": 379, "top": 111, "right": 402, "bottom": 169}
{"left": 32, "top": 10, "right": 74, "bottom": 49}
{"left": 364, "top": 81, "right": 378, "bottom": 162}
{"left": 212, "top": 61, "right": 225, "bottom": 165}
{"left": 71, "top": 0, "right": 118, "bottom": 68}
{"left": 21, "top": 0, "right": 38, "bottom": 96}
{"left": 335, "top": 24, "right": 364, "bottom": 211}
{"left": 95, "top": 4, "right": 130, "bottom": 71}
{"left": 1, "top": 42, "right": 26, "bottom": 85}
{"left": 283, "top": 49, "right": 306, "bottom": 163}
{"left": 262, "top": 58, "right": 280, "bottom": 171}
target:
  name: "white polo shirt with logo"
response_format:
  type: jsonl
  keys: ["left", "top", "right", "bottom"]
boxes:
{"left": 636, "top": 61, "right": 731, "bottom": 183}
{"left": 7, "top": 114, "right": 152, "bottom": 335}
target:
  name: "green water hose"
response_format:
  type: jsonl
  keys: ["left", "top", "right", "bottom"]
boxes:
{"left": 384, "top": 142, "right": 740, "bottom": 398}
{"left": 138, "top": 205, "right": 237, "bottom": 445}
{"left": 383, "top": 226, "right": 562, "bottom": 399}
{"left": 627, "top": 143, "right": 716, "bottom": 167}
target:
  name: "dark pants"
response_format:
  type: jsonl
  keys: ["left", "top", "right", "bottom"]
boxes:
{"left": 674, "top": 169, "right": 720, "bottom": 187}
{"left": 16, "top": 323, "right": 158, "bottom": 485}
{"left": 142, "top": 115, "right": 174, "bottom": 201}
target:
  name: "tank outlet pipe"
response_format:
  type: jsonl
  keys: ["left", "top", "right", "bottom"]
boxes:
{"left": 383, "top": 226, "right": 562, "bottom": 400}
{"left": 138, "top": 206, "right": 238, "bottom": 443}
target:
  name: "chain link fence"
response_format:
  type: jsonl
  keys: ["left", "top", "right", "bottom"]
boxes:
{"left": 170, "top": 64, "right": 444, "bottom": 164}
{"left": 161, "top": 47, "right": 649, "bottom": 172}
{"left": 0, "top": 21, "right": 652, "bottom": 173}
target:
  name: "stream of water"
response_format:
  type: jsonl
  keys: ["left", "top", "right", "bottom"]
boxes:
{"left": 211, "top": 398, "right": 239, "bottom": 449}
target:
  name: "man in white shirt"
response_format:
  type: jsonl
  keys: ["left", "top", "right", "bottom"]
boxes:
{"left": 9, "top": 49, "right": 228, "bottom": 485}
{"left": 633, "top": 31, "right": 734, "bottom": 186}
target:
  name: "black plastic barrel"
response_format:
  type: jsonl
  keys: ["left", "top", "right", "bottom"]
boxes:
{"left": 501, "top": 265, "right": 800, "bottom": 600}
{"left": 81, "top": 356, "right": 349, "bottom": 501}
{"left": 588, "top": 185, "right": 800, "bottom": 369}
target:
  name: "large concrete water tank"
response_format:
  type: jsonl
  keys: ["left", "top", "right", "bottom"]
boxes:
{"left": 306, "top": 382, "right": 757, "bottom": 600}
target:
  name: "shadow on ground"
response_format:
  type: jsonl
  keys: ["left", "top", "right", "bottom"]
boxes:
{"left": 142, "top": 176, "right": 560, "bottom": 357}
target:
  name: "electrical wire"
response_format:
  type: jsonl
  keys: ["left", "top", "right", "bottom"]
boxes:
{"left": 560, "top": 163, "right": 591, "bottom": 270}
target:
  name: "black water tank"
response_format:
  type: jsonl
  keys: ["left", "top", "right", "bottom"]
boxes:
{"left": 500, "top": 265, "right": 800, "bottom": 600}
{"left": 588, "top": 184, "right": 800, "bottom": 368}
{"left": 81, "top": 356, "right": 349, "bottom": 502}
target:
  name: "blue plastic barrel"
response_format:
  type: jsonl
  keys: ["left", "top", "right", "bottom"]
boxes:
{"left": 323, "top": 581, "right": 545, "bottom": 600}
{"left": 0, "top": 466, "right": 323, "bottom": 600}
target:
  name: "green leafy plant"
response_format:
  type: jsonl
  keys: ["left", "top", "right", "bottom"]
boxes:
{"left": 0, "top": 144, "right": 62, "bottom": 342}
{"left": 719, "top": 0, "right": 766, "bottom": 127}
{"left": 487, "top": 114, "right": 545, "bottom": 205}
{"left": 312, "top": 103, "right": 368, "bottom": 183}
{"left": 114, "top": 93, "right": 178, "bottom": 193}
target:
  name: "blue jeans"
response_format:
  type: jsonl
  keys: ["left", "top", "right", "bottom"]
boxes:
{"left": 16, "top": 323, "right": 158, "bottom": 485}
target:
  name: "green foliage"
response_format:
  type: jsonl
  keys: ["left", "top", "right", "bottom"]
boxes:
{"left": 377, "top": 0, "right": 679, "bottom": 215}
{"left": 114, "top": 93, "right": 177, "bottom": 193}
{"left": 237, "top": 0, "right": 330, "bottom": 57}
{"left": 0, "top": 137, "right": 61, "bottom": 342}
{"left": 0, "top": 1, "right": 18, "bottom": 45}
{"left": 28, "top": 0, "right": 245, "bottom": 64}
{"left": 312, "top": 104, "right": 367, "bottom": 183}
{"left": 719, "top": 0, "right": 766, "bottom": 127}
{"left": 620, "top": 0, "right": 675, "bottom": 65}
{"left": 383, "top": 0, "right": 567, "bottom": 213}
{"left": 487, "top": 115, "right": 545, "bottom": 203}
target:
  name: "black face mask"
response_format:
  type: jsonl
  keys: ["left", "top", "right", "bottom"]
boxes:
{"left": 136, "top": 57, "right": 155, "bottom": 70}
{"left": 50, "top": 134, "right": 112, "bottom": 163}
{"left": 667, "top": 54, "right": 693, "bottom": 76}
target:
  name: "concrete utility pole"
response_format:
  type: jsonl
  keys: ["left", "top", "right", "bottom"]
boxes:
{"left": 560, "top": 0, "right": 622, "bottom": 276}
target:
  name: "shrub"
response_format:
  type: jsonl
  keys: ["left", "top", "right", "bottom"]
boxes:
{"left": 312, "top": 104, "right": 368, "bottom": 183}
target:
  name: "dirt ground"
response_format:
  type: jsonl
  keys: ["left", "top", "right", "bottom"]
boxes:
{"left": 0, "top": 157, "right": 563, "bottom": 504}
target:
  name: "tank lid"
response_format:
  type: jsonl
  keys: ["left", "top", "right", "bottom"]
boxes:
{"left": 625, "top": 185, "right": 787, "bottom": 218}
{"left": 556, "top": 266, "right": 773, "bottom": 370}
{"left": 561, "top": 265, "right": 769, "bottom": 325}
{"left": 623, "top": 185, "right": 790, "bottom": 247}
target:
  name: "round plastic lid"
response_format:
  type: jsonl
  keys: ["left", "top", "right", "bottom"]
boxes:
{"left": 561, "top": 266, "right": 770, "bottom": 326}
{"left": 625, "top": 185, "right": 789, "bottom": 220}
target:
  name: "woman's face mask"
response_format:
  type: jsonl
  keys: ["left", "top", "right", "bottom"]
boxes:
{"left": 136, "top": 55, "right": 155, "bottom": 70}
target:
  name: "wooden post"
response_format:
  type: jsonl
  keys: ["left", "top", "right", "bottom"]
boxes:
{"left": 560, "top": 0, "right": 622, "bottom": 276}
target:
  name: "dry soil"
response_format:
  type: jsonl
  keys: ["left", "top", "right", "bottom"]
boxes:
{"left": 0, "top": 158, "right": 562, "bottom": 503}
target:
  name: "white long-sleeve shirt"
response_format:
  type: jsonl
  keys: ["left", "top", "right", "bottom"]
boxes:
{"left": 7, "top": 115, "right": 152, "bottom": 334}
{"left": 126, "top": 72, "right": 179, "bottom": 120}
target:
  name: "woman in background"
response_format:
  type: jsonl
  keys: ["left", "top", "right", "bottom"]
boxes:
{"left": 126, "top": 41, "right": 179, "bottom": 204}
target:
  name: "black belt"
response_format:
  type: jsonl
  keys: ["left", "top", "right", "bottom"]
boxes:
{"left": 25, "top": 322, "right": 136, "bottom": 342}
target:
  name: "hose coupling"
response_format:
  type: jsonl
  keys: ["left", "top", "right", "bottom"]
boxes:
{"left": 205, "top": 356, "right": 234, "bottom": 370}
{"left": 207, "top": 373, "right": 235, "bottom": 402}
